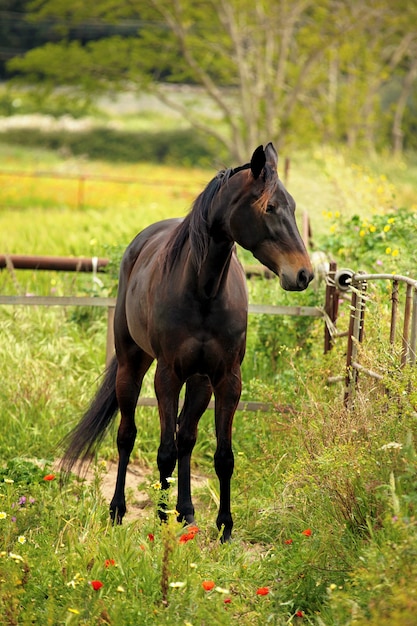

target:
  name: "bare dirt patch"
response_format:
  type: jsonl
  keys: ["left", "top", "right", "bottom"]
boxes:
{"left": 61, "top": 460, "right": 209, "bottom": 522}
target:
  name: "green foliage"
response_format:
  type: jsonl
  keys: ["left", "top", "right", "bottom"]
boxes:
{"left": 0, "top": 126, "right": 222, "bottom": 166}
{"left": 244, "top": 278, "right": 324, "bottom": 388}
{"left": 0, "top": 458, "right": 51, "bottom": 485}
{"left": 0, "top": 86, "right": 97, "bottom": 118}
{"left": 318, "top": 207, "right": 417, "bottom": 276}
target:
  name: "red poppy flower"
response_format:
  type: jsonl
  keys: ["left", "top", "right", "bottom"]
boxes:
{"left": 295, "top": 610, "right": 304, "bottom": 617}
{"left": 91, "top": 580, "right": 103, "bottom": 591}
{"left": 147, "top": 533, "right": 155, "bottom": 542}
{"left": 202, "top": 580, "right": 215, "bottom": 591}
{"left": 284, "top": 538, "right": 293, "bottom": 544}
{"left": 179, "top": 526, "right": 199, "bottom": 543}
{"left": 301, "top": 528, "right": 312, "bottom": 536}
{"left": 43, "top": 474, "right": 55, "bottom": 481}
{"left": 104, "top": 559, "right": 115, "bottom": 568}
{"left": 256, "top": 586, "right": 269, "bottom": 596}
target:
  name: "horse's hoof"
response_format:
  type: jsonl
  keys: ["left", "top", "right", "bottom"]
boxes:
{"left": 220, "top": 529, "right": 232, "bottom": 543}
{"left": 110, "top": 505, "right": 125, "bottom": 525}
{"left": 217, "top": 516, "right": 233, "bottom": 542}
{"left": 177, "top": 510, "right": 196, "bottom": 525}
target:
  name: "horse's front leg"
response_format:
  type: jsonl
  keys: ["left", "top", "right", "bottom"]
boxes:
{"left": 177, "top": 374, "right": 212, "bottom": 525}
{"left": 213, "top": 366, "right": 242, "bottom": 542}
{"left": 154, "top": 363, "right": 182, "bottom": 520}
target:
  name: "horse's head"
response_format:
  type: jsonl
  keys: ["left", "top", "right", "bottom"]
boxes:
{"left": 228, "top": 143, "right": 313, "bottom": 291}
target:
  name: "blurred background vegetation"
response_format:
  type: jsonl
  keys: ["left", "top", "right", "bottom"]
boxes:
{"left": 0, "top": 0, "right": 416, "bottom": 164}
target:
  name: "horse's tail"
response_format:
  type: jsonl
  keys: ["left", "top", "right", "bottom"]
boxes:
{"left": 60, "top": 356, "right": 119, "bottom": 476}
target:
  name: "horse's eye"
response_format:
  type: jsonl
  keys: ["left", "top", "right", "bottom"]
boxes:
{"left": 266, "top": 204, "right": 275, "bottom": 214}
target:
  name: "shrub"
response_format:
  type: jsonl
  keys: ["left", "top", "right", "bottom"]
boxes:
{"left": 318, "top": 206, "right": 417, "bottom": 277}
{"left": 0, "top": 127, "right": 224, "bottom": 167}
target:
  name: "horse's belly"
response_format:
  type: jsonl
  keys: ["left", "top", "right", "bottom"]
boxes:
{"left": 185, "top": 336, "right": 245, "bottom": 378}
{"left": 125, "top": 288, "right": 157, "bottom": 357}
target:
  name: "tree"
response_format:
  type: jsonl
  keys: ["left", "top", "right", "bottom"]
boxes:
{"left": 6, "top": 0, "right": 417, "bottom": 158}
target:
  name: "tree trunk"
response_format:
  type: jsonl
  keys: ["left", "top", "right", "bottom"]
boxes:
{"left": 392, "top": 57, "right": 417, "bottom": 156}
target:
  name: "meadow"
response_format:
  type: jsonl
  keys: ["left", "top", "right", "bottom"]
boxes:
{"left": 1, "top": 139, "right": 417, "bottom": 625}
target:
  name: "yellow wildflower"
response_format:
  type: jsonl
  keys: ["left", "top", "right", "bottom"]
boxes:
{"left": 385, "top": 247, "right": 392, "bottom": 255}
{"left": 384, "top": 225, "right": 391, "bottom": 232}
{"left": 392, "top": 249, "right": 399, "bottom": 257}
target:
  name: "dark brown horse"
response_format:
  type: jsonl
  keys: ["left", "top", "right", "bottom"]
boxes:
{"left": 61, "top": 143, "right": 313, "bottom": 540}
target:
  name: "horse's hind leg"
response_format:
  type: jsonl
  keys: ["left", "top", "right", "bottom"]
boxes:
{"left": 110, "top": 348, "right": 153, "bottom": 524}
{"left": 177, "top": 374, "right": 212, "bottom": 525}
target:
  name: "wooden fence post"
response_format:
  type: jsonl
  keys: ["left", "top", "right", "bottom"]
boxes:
{"left": 401, "top": 284, "right": 413, "bottom": 366}
{"left": 324, "top": 261, "right": 338, "bottom": 353}
{"left": 409, "top": 288, "right": 417, "bottom": 365}
{"left": 344, "top": 278, "right": 367, "bottom": 408}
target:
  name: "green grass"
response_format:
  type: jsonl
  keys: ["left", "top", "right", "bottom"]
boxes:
{"left": 1, "top": 141, "right": 417, "bottom": 624}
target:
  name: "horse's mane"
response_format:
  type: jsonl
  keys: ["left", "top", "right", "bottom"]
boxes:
{"left": 163, "top": 159, "right": 276, "bottom": 273}
{"left": 163, "top": 167, "right": 236, "bottom": 273}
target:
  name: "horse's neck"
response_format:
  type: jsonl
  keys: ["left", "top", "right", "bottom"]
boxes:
{"left": 197, "top": 238, "right": 235, "bottom": 299}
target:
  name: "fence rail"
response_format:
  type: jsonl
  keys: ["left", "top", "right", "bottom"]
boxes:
{"left": 0, "top": 254, "right": 109, "bottom": 273}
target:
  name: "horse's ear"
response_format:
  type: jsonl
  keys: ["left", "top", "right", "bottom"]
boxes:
{"left": 250, "top": 145, "right": 266, "bottom": 179}
{"left": 264, "top": 142, "right": 278, "bottom": 169}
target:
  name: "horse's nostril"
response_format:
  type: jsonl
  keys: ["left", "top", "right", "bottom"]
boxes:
{"left": 297, "top": 269, "right": 313, "bottom": 289}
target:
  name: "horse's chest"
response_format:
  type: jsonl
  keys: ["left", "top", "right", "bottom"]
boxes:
{"left": 154, "top": 303, "right": 247, "bottom": 372}
{"left": 159, "top": 301, "right": 246, "bottom": 339}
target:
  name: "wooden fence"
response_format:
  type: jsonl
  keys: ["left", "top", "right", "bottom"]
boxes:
{"left": 323, "top": 263, "right": 417, "bottom": 407}
{"left": 3, "top": 255, "right": 415, "bottom": 410}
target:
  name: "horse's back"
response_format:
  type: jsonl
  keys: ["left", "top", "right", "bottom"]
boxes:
{"left": 120, "top": 218, "right": 182, "bottom": 278}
